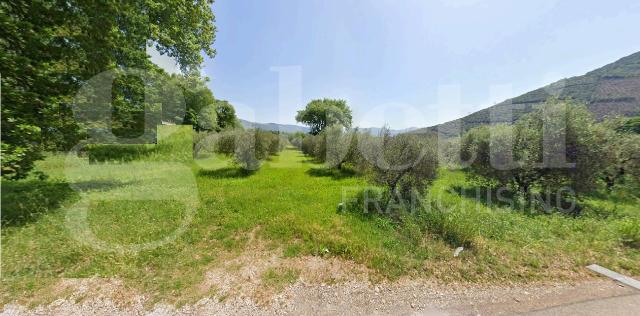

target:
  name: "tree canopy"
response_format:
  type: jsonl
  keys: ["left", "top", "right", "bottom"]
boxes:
{"left": 460, "top": 99, "right": 612, "bottom": 206}
{"left": 0, "top": 0, "right": 217, "bottom": 179}
{"left": 295, "top": 99, "right": 352, "bottom": 135}
{"left": 214, "top": 100, "right": 241, "bottom": 131}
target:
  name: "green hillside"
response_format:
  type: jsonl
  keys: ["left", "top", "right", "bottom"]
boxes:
{"left": 418, "top": 52, "right": 640, "bottom": 137}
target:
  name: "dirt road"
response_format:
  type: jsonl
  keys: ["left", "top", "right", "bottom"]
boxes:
{"left": 3, "top": 277, "right": 638, "bottom": 315}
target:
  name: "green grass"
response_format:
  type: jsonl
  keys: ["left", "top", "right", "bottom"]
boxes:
{"left": 2, "top": 146, "right": 639, "bottom": 305}
{"left": 261, "top": 267, "right": 300, "bottom": 290}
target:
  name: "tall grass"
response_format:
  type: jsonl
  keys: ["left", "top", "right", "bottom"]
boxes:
{"left": 86, "top": 125, "right": 193, "bottom": 163}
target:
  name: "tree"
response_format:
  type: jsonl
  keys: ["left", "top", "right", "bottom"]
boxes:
{"left": 1, "top": 0, "right": 217, "bottom": 179}
{"left": 600, "top": 118, "right": 640, "bottom": 190}
{"left": 323, "top": 125, "right": 362, "bottom": 170}
{"left": 295, "top": 99, "right": 352, "bottom": 135}
{"left": 178, "top": 74, "right": 218, "bottom": 132}
{"left": 215, "top": 100, "right": 240, "bottom": 131}
{"left": 365, "top": 130, "right": 439, "bottom": 207}
{"left": 460, "top": 99, "right": 612, "bottom": 207}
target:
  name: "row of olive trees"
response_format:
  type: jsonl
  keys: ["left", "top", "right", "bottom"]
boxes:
{"left": 294, "top": 98, "right": 639, "bottom": 216}
{"left": 195, "top": 129, "right": 288, "bottom": 170}
{"left": 456, "top": 99, "right": 640, "bottom": 205}
{"left": 294, "top": 125, "right": 439, "bottom": 210}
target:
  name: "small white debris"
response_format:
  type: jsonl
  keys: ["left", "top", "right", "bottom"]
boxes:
{"left": 453, "top": 247, "right": 464, "bottom": 257}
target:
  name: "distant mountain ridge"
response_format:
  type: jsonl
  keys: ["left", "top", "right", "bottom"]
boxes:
{"left": 415, "top": 51, "right": 640, "bottom": 137}
{"left": 239, "top": 119, "right": 310, "bottom": 133}
{"left": 239, "top": 119, "right": 417, "bottom": 135}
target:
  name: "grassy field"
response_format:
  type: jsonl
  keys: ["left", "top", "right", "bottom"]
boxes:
{"left": 2, "top": 147, "right": 639, "bottom": 305}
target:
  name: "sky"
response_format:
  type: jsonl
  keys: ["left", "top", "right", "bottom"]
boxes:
{"left": 157, "top": 0, "right": 640, "bottom": 129}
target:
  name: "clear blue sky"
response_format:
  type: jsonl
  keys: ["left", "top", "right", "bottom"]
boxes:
{"left": 197, "top": 0, "right": 640, "bottom": 129}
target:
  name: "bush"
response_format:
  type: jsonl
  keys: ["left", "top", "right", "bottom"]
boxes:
{"left": 619, "top": 218, "right": 640, "bottom": 248}
{"left": 344, "top": 187, "right": 389, "bottom": 217}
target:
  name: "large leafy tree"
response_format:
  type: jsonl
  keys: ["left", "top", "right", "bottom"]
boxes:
{"left": 214, "top": 99, "right": 240, "bottom": 131}
{"left": 177, "top": 74, "right": 217, "bottom": 132}
{"left": 295, "top": 99, "right": 352, "bottom": 135}
{"left": 0, "top": 0, "right": 217, "bottom": 179}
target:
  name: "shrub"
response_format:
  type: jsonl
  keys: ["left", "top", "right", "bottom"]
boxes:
{"left": 344, "top": 187, "right": 389, "bottom": 217}
{"left": 619, "top": 218, "right": 640, "bottom": 248}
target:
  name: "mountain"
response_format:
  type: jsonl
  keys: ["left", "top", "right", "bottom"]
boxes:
{"left": 239, "top": 119, "right": 417, "bottom": 135}
{"left": 239, "top": 119, "right": 310, "bottom": 133}
{"left": 358, "top": 127, "right": 419, "bottom": 136}
{"left": 415, "top": 52, "right": 640, "bottom": 137}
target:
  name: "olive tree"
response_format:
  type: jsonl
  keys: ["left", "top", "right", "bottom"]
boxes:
{"left": 324, "top": 125, "right": 354, "bottom": 169}
{"left": 364, "top": 130, "right": 439, "bottom": 206}
{"left": 461, "top": 99, "right": 612, "bottom": 201}
{"left": 599, "top": 123, "right": 640, "bottom": 190}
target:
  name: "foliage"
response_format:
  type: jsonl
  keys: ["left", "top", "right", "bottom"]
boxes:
{"left": 295, "top": 99, "right": 352, "bottom": 135}
{"left": 324, "top": 125, "right": 355, "bottom": 169}
{"left": 215, "top": 130, "right": 238, "bottom": 156}
{"left": 460, "top": 99, "right": 614, "bottom": 208}
{"left": 233, "top": 131, "right": 262, "bottom": 170}
{"left": 0, "top": 0, "right": 217, "bottom": 179}
{"left": 212, "top": 129, "right": 285, "bottom": 170}
{"left": 287, "top": 132, "right": 304, "bottom": 149}
{"left": 615, "top": 116, "right": 640, "bottom": 134}
{"left": 178, "top": 74, "right": 218, "bottom": 132}
{"left": 298, "top": 126, "right": 439, "bottom": 211}
{"left": 364, "top": 130, "right": 439, "bottom": 207}
{"left": 214, "top": 100, "right": 241, "bottom": 131}
{"left": 599, "top": 117, "right": 640, "bottom": 190}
